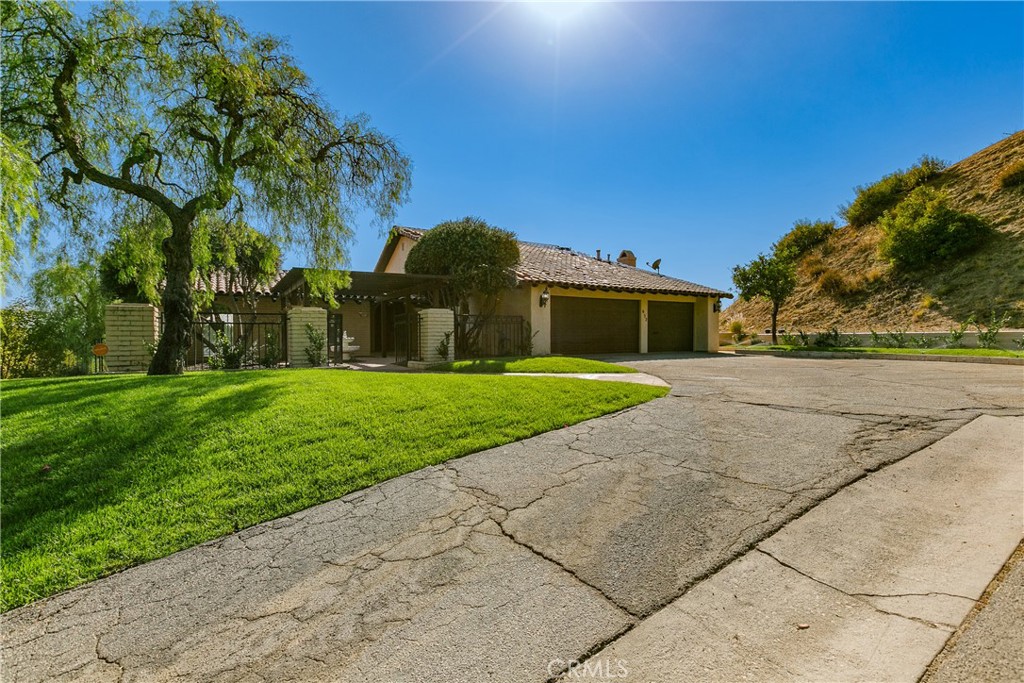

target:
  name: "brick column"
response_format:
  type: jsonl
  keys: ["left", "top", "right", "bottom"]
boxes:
{"left": 417, "top": 308, "right": 455, "bottom": 364}
{"left": 104, "top": 303, "right": 159, "bottom": 372}
{"left": 287, "top": 307, "right": 327, "bottom": 367}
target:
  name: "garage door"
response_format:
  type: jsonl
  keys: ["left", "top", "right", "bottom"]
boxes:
{"left": 648, "top": 301, "right": 694, "bottom": 352}
{"left": 551, "top": 296, "right": 640, "bottom": 354}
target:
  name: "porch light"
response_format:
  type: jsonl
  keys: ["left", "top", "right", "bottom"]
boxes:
{"left": 539, "top": 287, "right": 550, "bottom": 308}
{"left": 713, "top": 299, "right": 722, "bottom": 313}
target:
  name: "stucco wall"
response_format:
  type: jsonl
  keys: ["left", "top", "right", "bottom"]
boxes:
{"left": 332, "top": 301, "right": 372, "bottom": 354}
{"left": 383, "top": 236, "right": 417, "bottom": 274}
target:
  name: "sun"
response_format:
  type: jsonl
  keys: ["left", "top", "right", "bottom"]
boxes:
{"left": 524, "top": 0, "right": 595, "bottom": 27}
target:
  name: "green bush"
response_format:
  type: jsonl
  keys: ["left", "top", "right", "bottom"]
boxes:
{"left": 304, "top": 323, "right": 327, "bottom": 366}
{"left": 774, "top": 220, "right": 837, "bottom": 260}
{"left": 877, "top": 187, "right": 990, "bottom": 269}
{"left": 975, "top": 311, "right": 1009, "bottom": 349}
{"left": 841, "top": 156, "right": 946, "bottom": 228}
{"left": 997, "top": 160, "right": 1024, "bottom": 190}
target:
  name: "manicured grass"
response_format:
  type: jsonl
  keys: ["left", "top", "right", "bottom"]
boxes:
{"left": 729, "top": 345, "right": 1024, "bottom": 358}
{"left": 0, "top": 370, "right": 666, "bottom": 610}
{"left": 430, "top": 356, "right": 637, "bottom": 374}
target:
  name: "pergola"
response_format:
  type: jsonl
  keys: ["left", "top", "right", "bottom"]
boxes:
{"left": 270, "top": 269, "right": 448, "bottom": 303}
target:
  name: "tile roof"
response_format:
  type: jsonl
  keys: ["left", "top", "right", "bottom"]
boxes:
{"left": 196, "top": 270, "right": 288, "bottom": 296}
{"left": 390, "top": 227, "right": 732, "bottom": 298}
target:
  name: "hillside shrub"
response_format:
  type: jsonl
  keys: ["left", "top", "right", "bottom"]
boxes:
{"left": 840, "top": 155, "right": 946, "bottom": 228}
{"left": 877, "top": 187, "right": 990, "bottom": 270}
{"left": 774, "top": 220, "right": 837, "bottom": 260}
{"left": 997, "top": 160, "right": 1024, "bottom": 190}
{"left": 814, "top": 269, "right": 849, "bottom": 298}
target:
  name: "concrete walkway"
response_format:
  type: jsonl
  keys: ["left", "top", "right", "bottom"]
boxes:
{"left": 2, "top": 356, "right": 1021, "bottom": 682}
{"left": 502, "top": 371, "right": 670, "bottom": 387}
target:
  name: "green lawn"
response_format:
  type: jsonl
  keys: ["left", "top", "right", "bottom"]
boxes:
{"left": 729, "top": 345, "right": 1024, "bottom": 358}
{"left": 430, "top": 356, "right": 637, "bottom": 374}
{"left": 0, "top": 369, "right": 665, "bottom": 611}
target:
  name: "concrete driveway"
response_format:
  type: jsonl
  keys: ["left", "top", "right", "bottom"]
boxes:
{"left": 3, "top": 356, "right": 1022, "bottom": 682}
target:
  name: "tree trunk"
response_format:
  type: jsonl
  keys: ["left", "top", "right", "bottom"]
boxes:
{"left": 771, "top": 302, "right": 780, "bottom": 345}
{"left": 149, "top": 218, "right": 195, "bottom": 375}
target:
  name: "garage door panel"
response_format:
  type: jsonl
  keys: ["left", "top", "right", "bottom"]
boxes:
{"left": 648, "top": 301, "right": 694, "bottom": 352}
{"left": 551, "top": 297, "right": 639, "bottom": 355}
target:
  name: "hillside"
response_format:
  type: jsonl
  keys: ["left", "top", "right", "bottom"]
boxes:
{"left": 723, "top": 132, "right": 1024, "bottom": 333}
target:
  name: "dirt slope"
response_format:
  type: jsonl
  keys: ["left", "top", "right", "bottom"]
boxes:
{"left": 723, "top": 132, "right": 1024, "bottom": 333}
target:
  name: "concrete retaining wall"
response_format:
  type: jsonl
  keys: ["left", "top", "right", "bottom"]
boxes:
{"left": 720, "top": 329, "right": 1024, "bottom": 350}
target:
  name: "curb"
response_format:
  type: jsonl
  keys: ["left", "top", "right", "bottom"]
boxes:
{"left": 730, "top": 349, "right": 1024, "bottom": 366}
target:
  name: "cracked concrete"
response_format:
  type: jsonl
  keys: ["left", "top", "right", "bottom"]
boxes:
{"left": 2, "top": 356, "right": 1022, "bottom": 682}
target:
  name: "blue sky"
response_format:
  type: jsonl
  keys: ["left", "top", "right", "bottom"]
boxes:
{"left": 38, "top": 1, "right": 1024, "bottom": 297}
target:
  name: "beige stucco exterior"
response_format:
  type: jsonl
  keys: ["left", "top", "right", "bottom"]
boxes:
{"left": 382, "top": 239, "right": 720, "bottom": 355}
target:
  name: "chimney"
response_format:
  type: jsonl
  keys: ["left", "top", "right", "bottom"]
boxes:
{"left": 617, "top": 249, "right": 637, "bottom": 267}
{"left": 596, "top": 249, "right": 602, "bottom": 260}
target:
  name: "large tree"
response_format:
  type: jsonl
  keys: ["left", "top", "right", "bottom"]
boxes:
{"left": 404, "top": 217, "right": 520, "bottom": 356}
{"left": 731, "top": 252, "right": 796, "bottom": 344}
{"left": 2, "top": 1, "right": 411, "bottom": 374}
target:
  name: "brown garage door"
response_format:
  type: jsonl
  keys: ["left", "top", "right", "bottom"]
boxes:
{"left": 648, "top": 301, "right": 694, "bottom": 352}
{"left": 551, "top": 296, "right": 639, "bottom": 355}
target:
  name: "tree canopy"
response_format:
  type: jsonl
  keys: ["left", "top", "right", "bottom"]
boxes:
{"left": 2, "top": 1, "right": 411, "bottom": 373}
{"left": 404, "top": 217, "right": 521, "bottom": 313}
{"left": 731, "top": 252, "right": 796, "bottom": 344}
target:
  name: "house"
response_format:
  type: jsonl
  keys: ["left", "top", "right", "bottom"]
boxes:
{"left": 104, "top": 226, "right": 730, "bottom": 370}
{"left": 375, "top": 227, "right": 731, "bottom": 355}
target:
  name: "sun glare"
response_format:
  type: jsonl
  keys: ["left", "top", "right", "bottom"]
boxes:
{"left": 525, "top": 0, "right": 596, "bottom": 27}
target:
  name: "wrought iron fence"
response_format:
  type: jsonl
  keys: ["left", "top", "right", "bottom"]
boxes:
{"left": 394, "top": 312, "right": 420, "bottom": 364}
{"left": 455, "top": 314, "right": 527, "bottom": 359}
{"left": 182, "top": 313, "right": 287, "bottom": 371}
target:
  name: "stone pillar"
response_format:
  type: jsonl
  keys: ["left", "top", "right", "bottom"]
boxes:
{"left": 417, "top": 308, "right": 455, "bottom": 364}
{"left": 104, "top": 303, "right": 159, "bottom": 372}
{"left": 529, "top": 285, "right": 551, "bottom": 356}
{"left": 287, "top": 307, "right": 327, "bottom": 367}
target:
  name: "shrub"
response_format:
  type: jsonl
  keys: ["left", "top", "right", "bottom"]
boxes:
{"left": 944, "top": 320, "right": 970, "bottom": 349}
{"left": 813, "top": 327, "right": 841, "bottom": 348}
{"left": 975, "top": 311, "right": 1010, "bottom": 349}
{"left": 436, "top": 330, "right": 453, "bottom": 360}
{"left": 909, "top": 335, "right": 936, "bottom": 349}
{"left": 774, "top": 220, "right": 837, "bottom": 260}
{"left": 1013, "top": 336, "right": 1024, "bottom": 351}
{"left": 840, "top": 155, "right": 947, "bottom": 227}
{"left": 729, "top": 320, "right": 748, "bottom": 344}
{"left": 260, "top": 330, "right": 282, "bottom": 368}
{"left": 304, "top": 323, "right": 326, "bottom": 366}
{"left": 997, "top": 160, "right": 1024, "bottom": 190}
{"left": 877, "top": 187, "right": 990, "bottom": 270}
{"left": 779, "top": 331, "right": 802, "bottom": 346}
{"left": 886, "top": 329, "right": 910, "bottom": 349}
{"left": 207, "top": 331, "right": 249, "bottom": 370}
{"left": 814, "top": 269, "right": 850, "bottom": 299}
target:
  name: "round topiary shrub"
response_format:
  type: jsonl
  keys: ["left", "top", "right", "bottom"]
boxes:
{"left": 878, "top": 187, "right": 990, "bottom": 270}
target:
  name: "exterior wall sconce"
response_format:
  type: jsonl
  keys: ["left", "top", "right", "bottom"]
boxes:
{"left": 539, "top": 287, "right": 551, "bottom": 308}
{"left": 713, "top": 299, "right": 722, "bottom": 313}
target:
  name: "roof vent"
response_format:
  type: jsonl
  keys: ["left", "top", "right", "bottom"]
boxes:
{"left": 617, "top": 250, "right": 636, "bottom": 267}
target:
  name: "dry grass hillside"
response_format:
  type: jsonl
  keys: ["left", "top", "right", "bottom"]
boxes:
{"left": 723, "top": 131, "right": 1024, "bottom": 332}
